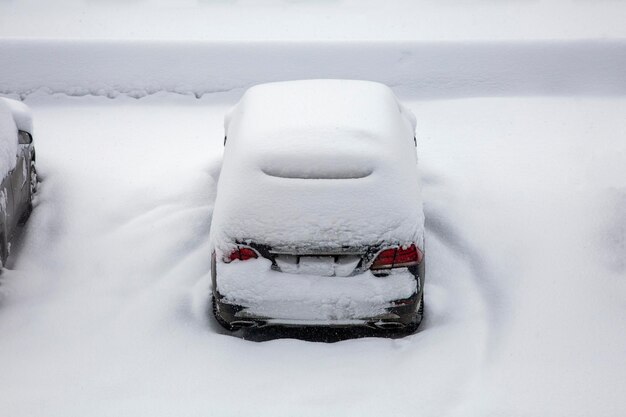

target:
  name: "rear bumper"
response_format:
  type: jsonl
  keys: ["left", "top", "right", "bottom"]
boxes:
{"left": 213, "top": 289, "right": 422, "bottom": 330}
{"left": 211, "top": 251, "right": 425, "bottom": 330}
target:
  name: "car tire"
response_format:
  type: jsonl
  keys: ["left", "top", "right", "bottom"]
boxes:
{"left": 0, "top": 229, "right": 8, "bottom": 270}
{"left": 212, "top": 295, "right": 238, "bottom": 332}
{"left": 18, "top": 162, "right": 37, "bottom": 226}
{"left": 18, "top": 200, "right": 32, "bottom": 225}
{"left": 30, "top": 161, "right": 38, "bottom": 195}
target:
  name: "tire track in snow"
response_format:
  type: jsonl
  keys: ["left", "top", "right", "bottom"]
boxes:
{"left": 425, "top": 207, "right": 505, "bottom": 359}
{"left": 0, "top": 95, "right": 506, "bottom": 417}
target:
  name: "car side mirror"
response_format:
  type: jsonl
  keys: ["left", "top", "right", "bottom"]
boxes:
{"left": 18, "top": 131, "right": 32, "bottom": 145}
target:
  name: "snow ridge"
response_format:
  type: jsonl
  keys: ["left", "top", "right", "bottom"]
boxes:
{"left": 1, "top": 40, "right": 626, "bottom": 99}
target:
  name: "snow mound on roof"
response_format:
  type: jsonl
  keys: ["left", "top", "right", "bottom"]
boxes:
{"left": 225, "top": 79, "right": 409, "bottom": 138}
{"left": 0, "top": 100, "right": 18, "bottom": 178}
{"left": 1, "top": 98, "right": 33, "bottom": 134}
{"left": 211, "top": 80, "right": 424, "bottom": 251}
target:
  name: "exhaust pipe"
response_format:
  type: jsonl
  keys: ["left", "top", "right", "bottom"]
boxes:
{"left": 373, "top": 321, "right": 405, "bottom": 330}
{"left": 231, "top": 320, "right": 258, "bottom": 328}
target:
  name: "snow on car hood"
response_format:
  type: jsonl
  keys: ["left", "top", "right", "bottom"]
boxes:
{"left": 0, "top": 100, "right": 18, "bottom": 179}
{"left": 210, "top": 80, "right": 425, "bottom": 252}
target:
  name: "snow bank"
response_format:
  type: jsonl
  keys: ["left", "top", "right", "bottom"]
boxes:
{"left": 210, "top": 80, "right": 424, "bottom": 252}
{"left": 0, "top": 100, "right": 18, "bottom": 177}
{"left": 1, "top": 40, "right": 625, "bottom": 99}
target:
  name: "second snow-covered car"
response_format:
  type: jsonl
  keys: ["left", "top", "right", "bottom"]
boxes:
{"left": 210, "top": 80, "right": 425, "bottom": 334}
{"left": 0, "top": 98, "right": 37, "bottom": 269}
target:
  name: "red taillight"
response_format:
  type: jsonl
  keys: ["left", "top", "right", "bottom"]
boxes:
{"left": 224, "top": 247, "right": 258, "bottom": 263}
{"left": 370, "top": 244, "right": 423, "bottom": 270}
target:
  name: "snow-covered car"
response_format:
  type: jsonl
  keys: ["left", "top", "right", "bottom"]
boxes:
{"left": 0, "top": 98, "right": 37, "bottom": 268}
{"left": 210, "top": 80, "right": 425, "bottom": 333}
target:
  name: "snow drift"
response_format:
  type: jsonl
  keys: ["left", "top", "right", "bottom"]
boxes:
{"left": 1, "top": 40, "right": 626, "bottom": 99}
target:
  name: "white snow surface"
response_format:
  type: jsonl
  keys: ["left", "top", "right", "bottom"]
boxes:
{"left": 1, "top": 97, "right": 34, "bottom": 135}
{"left": 0, "top": 100, "right": 18, "bottom": 177}
{"left": 2, "top": 40, "right": 626, "bottom": 99}
{"left": 2, "top": 1, "right": 625, "bottom": 412}
{"left": 211, "top": 80, "right": 424, "bottom": 252}
{"left": 0, "top": 92, "right": 623, "bottom": 416}
{"left": 217, "top": 258, "right": 416, "bottom": 321}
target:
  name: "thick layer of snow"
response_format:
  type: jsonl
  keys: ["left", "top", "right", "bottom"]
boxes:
{"left": 2, "top": 40, "right": 626, "bottom": 99}
{"left": 1, "top": 98, "right": 33, "bottom": 134}
{"left": 224, "top": 80, "right": 414, "bottom": 138}
{"left": 217, "top": 258, "right": 416, "bottom": 321}
{"left": 0, "top": 94, "right": 623, "bottom": 416}
{"left": 211, "top": 80, "right": 424, "bottom": 251}
{"left": 1, "top": 0, "right": 625, "bottom": 41}
{"left": 0, "top": 100, "right": 18, "bottom": 177}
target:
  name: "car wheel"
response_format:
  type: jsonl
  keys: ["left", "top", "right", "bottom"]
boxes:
{"left": 0, "top": 229, "right": 8, "bottom": 270}
{"left": 18, "top": 162, "right": 37, "bottom": 226}
{"left": 18, "top": 204, "right": 32, "bottom": 225}
{"left": 30, "top": 162, "right": 38, "bottom": 195}
{"left": 212, "top": 295, "right": 238, "bottom": 332}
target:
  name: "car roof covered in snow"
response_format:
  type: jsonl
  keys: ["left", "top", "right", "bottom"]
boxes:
{"left": 223, "top": 80, "right": 417, "bottom": 178}
{"left": 1, "top": 98, "right": 33, "bottom": 135}
{"left": 224, "top": 79, "right": 415, "bottom": 142}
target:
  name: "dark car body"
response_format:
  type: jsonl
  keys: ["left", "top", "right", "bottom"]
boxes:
{"left": 0, "top": 99, "right": 37, "bottom": 268}
{"left": 211, "top": 245, "right": 425, "bottom": 333}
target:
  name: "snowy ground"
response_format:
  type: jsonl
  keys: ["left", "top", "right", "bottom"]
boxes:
{"left": 0, "top": 92, "right": 623, "bottom": 416}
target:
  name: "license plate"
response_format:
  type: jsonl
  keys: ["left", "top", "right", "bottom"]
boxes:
{"left": 274, "top": 255, "right": 361, "bottom": 277}
{"left": 297, "top": 256, "right": 335, "bottom": 276}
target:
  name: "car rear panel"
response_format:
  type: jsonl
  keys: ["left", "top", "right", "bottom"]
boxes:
{"left": 215, "top": 257, "right": 418, "bottom": 322}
